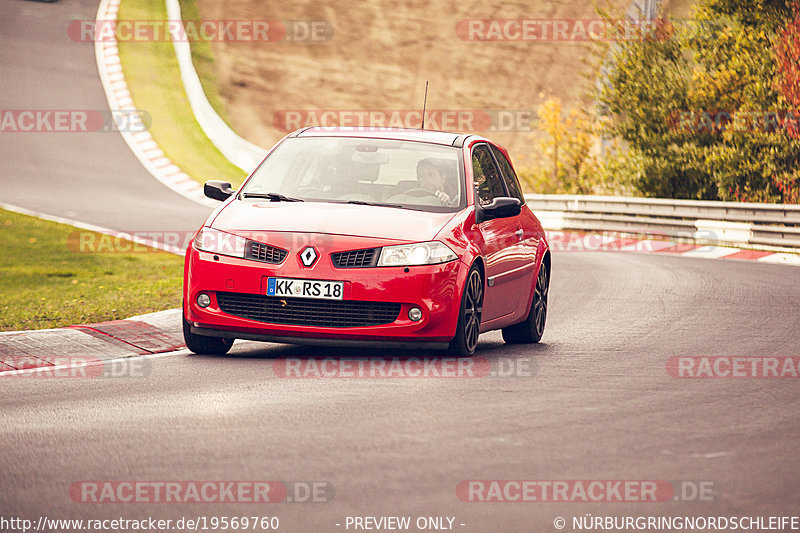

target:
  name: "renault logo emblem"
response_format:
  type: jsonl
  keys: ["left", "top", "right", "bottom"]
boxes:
{"left": 299, "top": 246, "right": 318, "bottom": 267}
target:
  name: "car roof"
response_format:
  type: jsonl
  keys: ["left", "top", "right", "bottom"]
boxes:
{"left": 293, "top": 126, "right": 470, "bottom": 147}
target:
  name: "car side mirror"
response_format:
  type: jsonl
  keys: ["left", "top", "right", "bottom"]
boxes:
{"left": 204, "top": 180, "right": 235, "bottom": 201}
{"left": 476, "top": 197, "right": 522, "bottom": 223}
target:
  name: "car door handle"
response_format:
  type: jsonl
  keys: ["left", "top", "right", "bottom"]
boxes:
{"left": 515, "top": 229, "right": 524, "bottom": 238}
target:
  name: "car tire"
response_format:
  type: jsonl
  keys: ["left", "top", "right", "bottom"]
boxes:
{"left": 502, "top": 259, "right": 549, "bottom": 344}
{"left": 183, "top": 317, "right": 234, "bottom": 355}
{"left": 448, "top": 265, "right": 483, "bottom": 356}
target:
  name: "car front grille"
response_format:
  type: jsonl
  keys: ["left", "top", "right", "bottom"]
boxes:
{"left": 331, "top": 248, "right": 379, "bottom": 268}
{"left": 216, "top": 292, "right": 401, "bottom": 328}
{"left": 246, "top": 241, "right": 288, "bottom": 264}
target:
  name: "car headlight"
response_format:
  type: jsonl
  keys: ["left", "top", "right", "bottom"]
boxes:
{"left": 377, "top": 241, "right": 457, "bottom": 267}
{"left": 193, "top": 228, "right": 246, "bottom": 258}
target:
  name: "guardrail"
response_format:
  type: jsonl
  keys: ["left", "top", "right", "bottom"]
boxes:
{"left": 525, "top": 194, "right": 800, "bottom": 250}
{"left": 165, "top": 0, "right": 268, "bottom": 173}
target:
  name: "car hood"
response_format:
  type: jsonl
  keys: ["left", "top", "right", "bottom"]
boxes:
{"left": 211, "top": 200, "right": 457, "bottom": 242}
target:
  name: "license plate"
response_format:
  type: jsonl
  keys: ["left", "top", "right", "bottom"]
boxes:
{"left": 266, "top": 277, "right": 344, "bottom": 300}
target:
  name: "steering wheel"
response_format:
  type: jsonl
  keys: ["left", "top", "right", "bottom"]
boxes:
{"left": 402, "top": 187, "right": 438, "bottom": 198}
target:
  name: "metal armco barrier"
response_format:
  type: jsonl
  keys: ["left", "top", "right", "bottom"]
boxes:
{"left": 525, "top": 194, "right": 800, "bottom": 250}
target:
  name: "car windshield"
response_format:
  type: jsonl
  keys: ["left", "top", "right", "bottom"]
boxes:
{"left": 240, "top": 137, "right": 465, "bottom": 212}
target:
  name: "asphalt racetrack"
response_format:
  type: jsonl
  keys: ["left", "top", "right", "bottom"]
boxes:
{"left": 0, "top": 0, "right": 210, "bottom": 236}
{"left": 1, "top": 1, "right": 799, "bottom": 532}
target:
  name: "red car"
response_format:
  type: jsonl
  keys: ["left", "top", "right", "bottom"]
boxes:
{"left": 183, "top": 127, "right": 550, "bottom": 356}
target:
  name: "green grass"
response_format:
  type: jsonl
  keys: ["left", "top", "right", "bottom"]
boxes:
{"left": 117, "top": 0, "right": 245, "bottom": 186}
{"left": 0, "top": 209, "right": 184, "bottom": 331}
{"left": 0, "top": 1, "right": 249, "bottom": 331}
{"left": 178, "top": 0, "right": 230, "bottom": 120}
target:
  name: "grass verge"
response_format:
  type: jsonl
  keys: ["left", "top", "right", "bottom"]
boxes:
{"left": 0, "top": 209, "right": 184, "bottom": 331}
{"left": 117, "top": 0, "right": 246, "bottom": 186}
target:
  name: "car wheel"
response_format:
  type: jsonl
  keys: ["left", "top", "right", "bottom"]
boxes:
{"left": 183, "top": 317, "right": 234, "bottom": 355}
{"left": 448, "top": 266, "right": 483, "bottom": 356}
{"left": 502, "top": 259, "right": 549, "bottom": 344}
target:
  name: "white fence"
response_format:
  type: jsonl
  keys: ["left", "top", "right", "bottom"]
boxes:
{"left": 165, "top": 0, "right": 268, "bottom": 173}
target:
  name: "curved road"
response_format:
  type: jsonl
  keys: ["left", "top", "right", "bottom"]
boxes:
{"left": 2, "top": 252, "right": 800, "bottom": 531}
{"left": 0, "top": 0, "right": 210, "bottom": 234}
{"left": 2, "top": 1, "right": 800, "bottom": 532}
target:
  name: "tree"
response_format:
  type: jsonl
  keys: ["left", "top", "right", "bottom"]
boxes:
{"left": 515, "top": 97, "right": 616, "bottom": 195}
{"left": 597, "top": 0, "right": 800, "bottom": 202}
{"left": 776, "top": 1, "right": 800, "bottom": 138}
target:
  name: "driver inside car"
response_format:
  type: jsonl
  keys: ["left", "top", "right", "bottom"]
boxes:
{"left": 416, "top": 158, "right": 456, "bottom": 206}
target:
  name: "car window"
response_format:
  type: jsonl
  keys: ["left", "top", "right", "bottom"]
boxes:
{"left": 490, "top": 145, "right": 525, "bottom": 203}
{"left": 241, "top": 138, "right": 465, "bottom": 212}
{"left": 471, "top": 144, "right": 507, "bottom": 207}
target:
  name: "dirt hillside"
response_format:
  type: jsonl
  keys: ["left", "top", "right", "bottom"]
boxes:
{"left": 196, "top": 0, "right": 630, "bottom": 163}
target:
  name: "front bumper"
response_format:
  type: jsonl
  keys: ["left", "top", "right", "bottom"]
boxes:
{"left": 183, "top": 238, "right": 468, "bottom": 344}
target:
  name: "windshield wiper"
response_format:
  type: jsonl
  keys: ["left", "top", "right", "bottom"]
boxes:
{"left": 346, "top": 200, "right": 405, "bottom": 209}
{"left": 242, "top": 192, "right": 303, "bottom": 202}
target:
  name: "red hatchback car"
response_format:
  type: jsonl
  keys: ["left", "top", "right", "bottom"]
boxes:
{"left": 183, "top": 127, "right": 550, "bottom": 356}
